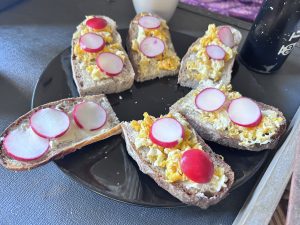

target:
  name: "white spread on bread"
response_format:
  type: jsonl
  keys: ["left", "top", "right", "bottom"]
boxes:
{"left": 185, "top": 24, "right": 238, "bottom": 85}
{"left": 8, "top": 99, "right": 116, "bottom": 150}
{"left": 130, "top": 13, "right": 180, "bottom": 75}
{"left": 130, "top": 112, "right": 228, "bottom": 194}
{"left": 177, "top": 85, "right": 285, "bottom": 147}
{"left": 73, "top": 16, "right": 126, "bottom": 81}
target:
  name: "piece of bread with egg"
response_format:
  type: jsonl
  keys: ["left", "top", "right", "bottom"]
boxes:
{"left": 127, "top": 12, "right": 180, "bottom": 82}
{"left": 0, "top": 95, "right": 121, "bottom": 171}
{"left": 71, "top": 15, "right": 135, "bottom": 96}
{"left": 178, "top": 24, "right": 242, "bottom": 89}
{"left": 170, "top": 85, "right": 287, "bottom": 151}
{"left": 121, "top": 112, "right": 234, "bottom": 209}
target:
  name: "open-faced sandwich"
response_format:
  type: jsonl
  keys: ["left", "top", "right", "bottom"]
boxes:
{"left": 178, "top": 24, "right": 242, "bottom": 89}
{"left": 0, "top": 95, "right": 121, "bottom": 170}
{"left": 121, "top": 112, "right": 234, "bottom": 208}
{"left": 127, "top": 12, "right": 180, "bottom": 82}
{"left": 170, "top": 85, "right": 286, "bottom": 151}
{"left": 71, "top": 15, "right": 135, "bottom": 96}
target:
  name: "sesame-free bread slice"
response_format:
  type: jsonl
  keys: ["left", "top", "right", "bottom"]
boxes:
{"left": 178, "top": 26, "right": 242, "bottom": 89}
{"left": 0, "top": 95, "right": 121, "bottom": 171}
{"left": 71, "top": 15, "right": 135, "bottom": 96}
{"left": 170, "top": 90, "right": 287, "bottom": 151}
{"left": 127, "top": 12, "right": 179, "bottom": 82}
{"left": 121, "top": 118, "right": 234, "bottom": 209}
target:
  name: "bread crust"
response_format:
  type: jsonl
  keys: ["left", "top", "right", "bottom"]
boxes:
{"left": 71, "top": 16, "right": 135, "bottom": 96}
{"left": 127, "top": 12, "right": 179, "bottom": 82}
{"left": 170, "top": 92, "right": 287, "bottom": 151}
{"left": 0, "top": 95, "right": 121, "bottom": 171}
{"left": 121, "top": 120, "right": 234, "bottom": 209}
{"left": 178, "top": 26, "right": 242, "bottom": 89}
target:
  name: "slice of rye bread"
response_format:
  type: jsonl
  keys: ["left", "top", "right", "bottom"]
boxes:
{"left": 121, "top": 121, "right": 234, "bottom": 209}
{"left": 71, "top": 15, "right": 135, "bottom": 96}
{"left": 0, "top": 95, "right": 121, "bottom": 171}
{"left": 170, "top": 91, "right": 287, "bottom": 151}
{"left": 178, "top": 26, "right": 242, "bottom": 89}
{"left": 126, "top": 12, "right": 179, "bottom": 82}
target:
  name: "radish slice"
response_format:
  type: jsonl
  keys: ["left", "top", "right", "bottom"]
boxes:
{"left": 30, "top": 108, "right": 70, "bottom": 139}
{"left": 96, "top": 52, "right": 124, "bottom": 76}
{"left": 195, "top": 88, "right": 226, "bottom": 112}
{"left": 180, "top": 149, "right": 214, "bottom": 183}
{"left": 73, "top": 102, "right": 107, "bottom": 131}
{"left": 138, "top": 16, "right": 161, "bottom": 29}
{"left": 218, "top": 26, "right": 234, "bottom": 48}
{"left": 86, "top": 17, "right": 107, "bottom": 30}
{"left": 140, "top": 37, "right": 165, "bottom": 58}
{"left": 228, "top": 97, "right": 262, "bottom": 127}
{"left": 79, "top": 33, "right": 105, "bottom": 53}
{"left": 149, "top": 118, "right": 184, "bottom": 148}
{"left": 4, "top": 129, "right": 49, "bottom": 161}
{"left": 206, "top": 45, "right": 226, "bottom": 60}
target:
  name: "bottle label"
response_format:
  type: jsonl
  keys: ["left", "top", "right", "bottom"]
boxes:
{"left": 278, "top": 42, "right": 297, "bottom": 56}
{"left": 288, "top": 31, "right": 300, "bottom": 41}
{"left": 277, "top": 30, "right": 300, "bottom": 56}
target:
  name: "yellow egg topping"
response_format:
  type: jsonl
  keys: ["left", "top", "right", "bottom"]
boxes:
{"left": 131, "top": 15, "right": 180, "bottom": 74}
{"left": 182, "top": 85, "right": 284, "bottom": 147}
{"left": 186, "top": 24, "right": 237, "bottom": 83}
{"left": 130, "top": 113, "right": 227, "bottom": 192}
{"left": 73, "top": 16, "right": 126, "bottom": 81}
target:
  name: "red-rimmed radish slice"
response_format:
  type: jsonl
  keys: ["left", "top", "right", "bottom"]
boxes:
{"left": 3, "top": 129, "right": 49, "bottom": 161}
{"left": 73, "top": 102, "right": 107, "bottom": 131}
{"left": 140, "top": 37, "right": 165, "bottom": 58}
{"left": 218, "top": 26, "right": 234, "bottom": 48}
{"left": 86, "top": 17, "right": 107, "bottom": 30}
{"left": 149, "top": 117, "right": 184, "bottom": 148}
{"left": 79, "top": 33, "right": 105, "bottom": 53}
{"left": 206, "top": 45, "right": 226, "bottom": 60}
{"left": 30, "top": 108, "right": 70, "bottom": 139}
{"left": 195, "top": 88, "right": 226, "bottom": 112}
{"left": 228, "top": 97, "right": 262, "bottom": 127}
{"left": 96, "top": 52, "right": 124, "bottom": 76}
{"left": 138, "top": 16, "right": 161, "bottom": 29}
{"left": 180, "top": 149, "right": 214, "bottom": 183}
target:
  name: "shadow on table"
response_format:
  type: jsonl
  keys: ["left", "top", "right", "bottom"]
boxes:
{"left": 0, "top": 0, "right": 135, "bottom": 26}
{"left": 0, "top": 74, "right": 28, "bottom": 130}
{"left": 0, "top": 0, "right": 27, "bottom": 13}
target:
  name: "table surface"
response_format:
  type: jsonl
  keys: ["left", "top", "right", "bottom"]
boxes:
{"left": 0, "top": 0, "right": 299, "bottom": 225}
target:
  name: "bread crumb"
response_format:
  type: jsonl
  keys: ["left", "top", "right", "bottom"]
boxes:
{"left": 134, "top": 101, "right": 138, "bottom": 104}
{"left": 119, "top": 96, "right": 123, "bottom": 100}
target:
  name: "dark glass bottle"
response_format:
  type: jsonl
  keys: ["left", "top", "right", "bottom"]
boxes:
{"left": 239, "top": 0, "right": 300, "bottom": 74}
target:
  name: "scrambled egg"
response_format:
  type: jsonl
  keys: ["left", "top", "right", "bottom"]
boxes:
{"left": 195, "top": 85, "right": 284, "bottom": 147}
{"left": 130, "top": 113, "right": 227, "bottom": 192}
{"left": 186, "top": 24, "right": 236, "bottom": 83}
{"left": 73, "top": 16, "right": 125, "bottom": 81}
{"left": 131, "top": 18, "right": 180, "bottom": 74}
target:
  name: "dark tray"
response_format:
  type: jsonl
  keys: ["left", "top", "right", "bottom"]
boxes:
{"left": 31, "top": 26, "right": 294, "bottom": 207}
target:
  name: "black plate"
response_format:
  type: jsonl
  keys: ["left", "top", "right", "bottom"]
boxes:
{"left": 31, "top": 29, "right": 269, "bottom": 207}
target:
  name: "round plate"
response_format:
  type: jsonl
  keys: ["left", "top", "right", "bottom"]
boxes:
{"left": 32, "top": 29, "right": 269, "bottom": 207}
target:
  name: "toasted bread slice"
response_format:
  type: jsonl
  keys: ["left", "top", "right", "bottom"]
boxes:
{"left": 178, "top": 25, "right": 242, "bottom": 89}
{"left": 121, "top": 113, "right": 234, "bottom": 209}
{"left": 71, "top": 15, "right": 135, "bottom": 96}
{"left": 170, "top": 86, "right": 287, "bottom": 151}
{"left": 127, "top": 12, "right": 180, "bottom": 82}
{"left": 0, "top": 95, "right": 121, "bottom": 171}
